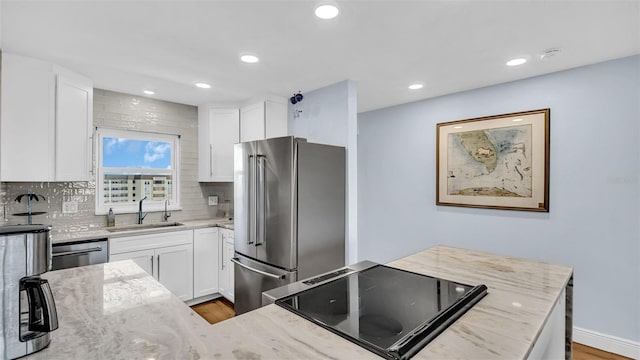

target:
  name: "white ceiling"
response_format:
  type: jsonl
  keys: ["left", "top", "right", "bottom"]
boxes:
{"left": 1, "top": 1, "right": 639, "bottom": 113}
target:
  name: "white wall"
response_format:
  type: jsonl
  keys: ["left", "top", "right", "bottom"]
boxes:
{"left": 358, "top": 56, "right": 639, "bottom": 343}
{"left": 288, "top": 80, "right": 359, "bottom": 264}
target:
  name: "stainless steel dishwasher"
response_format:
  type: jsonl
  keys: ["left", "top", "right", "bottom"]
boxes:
{"left": 51, "top": 239, "right": 109, "bottom": 270}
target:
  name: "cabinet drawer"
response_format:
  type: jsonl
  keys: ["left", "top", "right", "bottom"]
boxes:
{"left": 110, "top": 230, "right": 193, "bottom": 255}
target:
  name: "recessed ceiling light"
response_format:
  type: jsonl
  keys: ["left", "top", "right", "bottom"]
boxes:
{"left": 315, "top": 4, "right": 339, "bottom": 19}
{"left": 506, "top": 58, "right": 527, "bottom": 66}
{"left": 240, "top": 54, "right": 259, "bottom": 63}
{"left": 143, "top": 90, "right": 155, "bottom": 95}
{"left": 408, "top": 83, "right": 423, "bottom": 90}
{"left": 195, "top": 82, "right": 211, "bottom": 89}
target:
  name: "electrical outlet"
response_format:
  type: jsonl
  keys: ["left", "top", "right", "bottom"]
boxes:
{"left": 62, "top": 201, "right": 78, "bottom": 214}
{"left": 208, "top": 196, "right": 219, "bottom": 206}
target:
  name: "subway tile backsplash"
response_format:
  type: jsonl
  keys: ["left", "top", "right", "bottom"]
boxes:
{"left": 0, "top": 89, "right": 233, "bottom": 234}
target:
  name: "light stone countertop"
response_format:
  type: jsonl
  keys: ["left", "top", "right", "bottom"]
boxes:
{"left": 50, "top": 217, "right": 234, "bottom": 244}
{"left": 31, "top": 246, "right": 573, "bottom": 360}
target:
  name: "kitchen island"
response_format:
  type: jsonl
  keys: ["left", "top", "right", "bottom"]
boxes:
{"left": 33, "top": 246, "right": 573, "bottom": 359}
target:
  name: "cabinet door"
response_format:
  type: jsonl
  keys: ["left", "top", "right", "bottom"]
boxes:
{"left": 211, "top": 109, "right": 239, "bottom": 181}
{"left": 265, "top": 100, "right": 287, "bottom": 139}
{"left": 156, "top": 244, "right": 194, "bottom": 301}
{"left": 240, "top": 102, "right": 265, "bottom": 142}
{"left": 0, "top": 53, "right": 55, "bottom": 181}
{"left": 55, "top": 70, "right": 93, "bottom": 181}
{"left": 110, "top": 249, "right": 155, "bottom": 277}
{"left": 224, "top": 240, "right": 235, "bottom": 302}
{"left": 218, "top": 233, "right": 230, "bottom": 301}
{"left": 198, "top": 106, "right": 212, "bottom": 181}
{"left": 193, "top": 228, "right": 219, "bottom": 298}
{"left": 198, "top": 107, "right": 240, "bottom": 182}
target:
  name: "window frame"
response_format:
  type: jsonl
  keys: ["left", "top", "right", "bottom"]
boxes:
{"left": 95, "top": 127, "right": 181, "bottom": 215}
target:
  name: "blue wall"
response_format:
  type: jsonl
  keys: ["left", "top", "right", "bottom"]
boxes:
{"left": 358, "top": 56, "right": 639, "bottom": 342}
{"left": 288, "top": 80, "right": 359, "bottom": 263}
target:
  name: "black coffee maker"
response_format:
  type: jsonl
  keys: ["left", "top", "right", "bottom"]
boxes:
{"left": 0, "top": 225, "right": 59, "bottom": 359}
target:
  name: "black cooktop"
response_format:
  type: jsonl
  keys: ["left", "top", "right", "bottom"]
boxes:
{"left": 276, "top": 265, "right": 487, "bottom": 360}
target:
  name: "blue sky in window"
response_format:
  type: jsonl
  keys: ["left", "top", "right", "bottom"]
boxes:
{"left": 103, "top": 137, "right": 171, "bottom": 169}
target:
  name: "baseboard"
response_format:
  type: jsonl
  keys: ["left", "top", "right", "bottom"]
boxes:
{"left": 573, "top": 326, "right": 640, "bottom": 359}
{"left": 185, "top": 293, "right": 222, "bottom": 306}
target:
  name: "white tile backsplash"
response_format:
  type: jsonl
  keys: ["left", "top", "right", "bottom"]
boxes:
{"left": 1, "top": 89, "right": 233, "bottom": 233}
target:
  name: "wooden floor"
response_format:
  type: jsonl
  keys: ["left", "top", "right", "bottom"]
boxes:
{"left": 190, "top": 298, "right": 235, "bottom": 324}
{"left": 190, "top": 300, "right": 630, "bottom": 359}
{"left": 573, "top": 343, "right": 632, "bottom": 360}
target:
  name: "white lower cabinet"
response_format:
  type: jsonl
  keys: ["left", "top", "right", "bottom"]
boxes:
{"left": 109, "top": 230, "right": 194, "bottom": 301}
{"left": 155, "top": 244, "right": 194, "bottom": 301}
{"left": 193, "top": 228, "right": 220, "bottom": 298}
{"left": 110, "top": 249, "right": 155, "bottom": 275}
{"left": 109, "top": 227, "right": 233, "bottom": 304}
{"left": 218, "top": 229, "right": 235, "bottom": 302}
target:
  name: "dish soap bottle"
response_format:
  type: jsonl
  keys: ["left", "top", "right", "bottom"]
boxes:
{"left": 107, "top": 208, "right": 115, "bottom": 227}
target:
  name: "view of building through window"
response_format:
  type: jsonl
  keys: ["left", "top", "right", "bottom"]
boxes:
{"left": 97, "top": 131, "right": 179, "bottom": 211}
{"left": 104, "top": 175, "right": 172, "bottom": 204}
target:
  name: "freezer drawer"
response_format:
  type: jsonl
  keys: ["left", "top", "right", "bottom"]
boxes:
{"left": 233, "top": 253, "right": 296, "bottom": 315}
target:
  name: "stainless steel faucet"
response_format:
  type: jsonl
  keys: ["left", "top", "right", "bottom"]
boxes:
{"left": 138, "top": 196, "right": 148, "bottom": 224}
{"left": 162, "top": 200, "right": 172, "bottom": 222}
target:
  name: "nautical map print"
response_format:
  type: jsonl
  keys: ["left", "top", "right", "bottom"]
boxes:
{"left": 447, "top": 125, "right": 532, "bottom": 197}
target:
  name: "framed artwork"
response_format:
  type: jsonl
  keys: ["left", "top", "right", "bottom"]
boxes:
{"left": 436, "top": 109, "right": 550, "bottom": 212}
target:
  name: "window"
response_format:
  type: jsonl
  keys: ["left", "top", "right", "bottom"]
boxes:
{"left": 96, "top": 128, "right": 180, "bottom": 214}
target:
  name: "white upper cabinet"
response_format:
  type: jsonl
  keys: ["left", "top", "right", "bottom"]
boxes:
{"left": 1, "top": 53, "right": 55, "bottom": 181}
{"left": 198, "top": 107, "right": 239, "bottom": 182}
{"left": 239, "top": 102, "right": 265, "bottom": 143}
{"left": 0, "top": 53, "right": 93, "bottom": 182}
{"left": 264, "top": 100, "right": 288, "bottom": 139}
{"left": 55, "top": 66, "right": 94, "bottom": 181}
{"left": 239, "top": 97, "right": 287, "bottom": 142}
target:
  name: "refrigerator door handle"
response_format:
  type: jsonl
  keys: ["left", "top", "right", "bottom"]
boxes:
{"left": 248, "top": 154, "right": 255, "bottom": 245}
{"left": 231, "top": 258, "right": 285, "bottom": 279}
{"left": 256, "top": 154, "right": 266, "bottom": 246}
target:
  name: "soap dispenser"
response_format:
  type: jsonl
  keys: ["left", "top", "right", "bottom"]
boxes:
{"left": 107, "top": 208, "right": 115, "bottom": 227}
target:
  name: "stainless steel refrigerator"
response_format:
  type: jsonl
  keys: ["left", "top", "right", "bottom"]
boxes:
{"left": 233, "top": 136, "right": 345, "bottom": 315}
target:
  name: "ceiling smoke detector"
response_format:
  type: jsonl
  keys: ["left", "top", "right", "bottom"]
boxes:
{"left": 540, "top": 48, "right": 561, "bottom": 60}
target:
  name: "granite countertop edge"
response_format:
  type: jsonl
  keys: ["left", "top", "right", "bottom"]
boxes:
{"left": 31, "top": 245, "right": 574, "bottom": 360}
{"left": 50, "top": 218, "right": 234, "bottom": 244}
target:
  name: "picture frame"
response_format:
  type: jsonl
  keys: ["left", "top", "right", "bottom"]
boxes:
{"left": 436, "top": 109, "right": 550, "bottom": 212}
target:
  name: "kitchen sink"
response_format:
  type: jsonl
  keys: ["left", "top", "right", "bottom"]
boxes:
{"left": 106, "top": 222, "right": 184, "bottom": 233}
